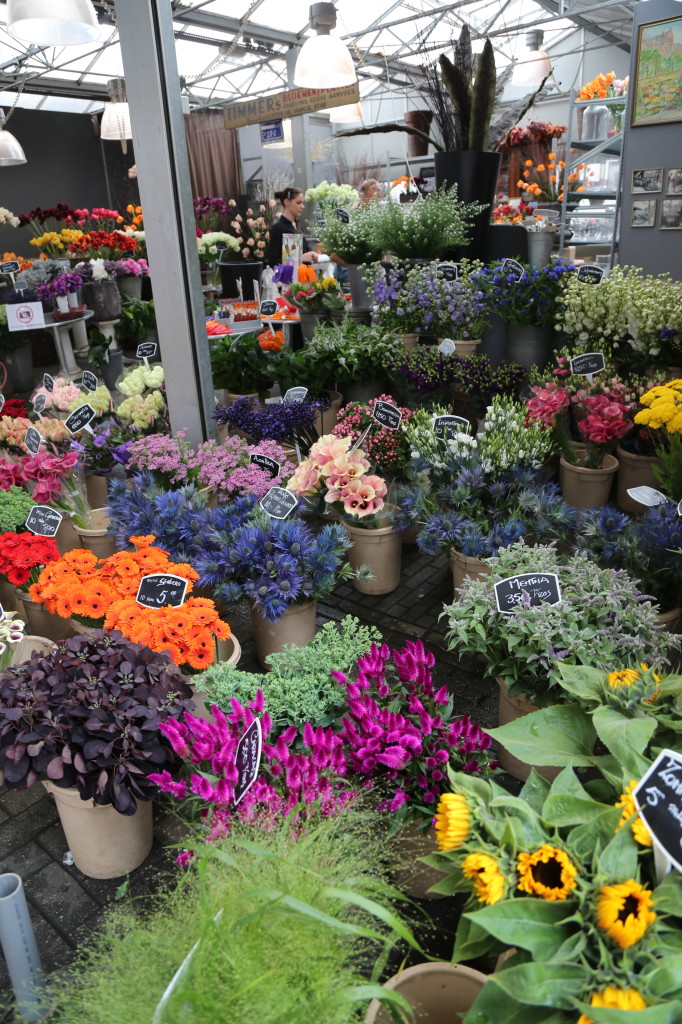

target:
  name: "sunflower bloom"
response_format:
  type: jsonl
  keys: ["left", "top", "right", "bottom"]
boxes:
{"left": 615, "top": 782, "right": 652, "bottom": 847}
{"left": 607, "top": 668, "right": 640, "bottom": 689}
{"left": 517, "top": 844, "right": 577, "bottom": 901}
{"left": 434, "top": 792, "right": 470, "bottom": 851}
{"left": 577, "top": 985, "right": 647, "bottom": 1023}
{"left": 462, "top": 853, "right": 506, "bottom": 904}
{"left": 596, "top": 880, "right": 655, "bottom": 948}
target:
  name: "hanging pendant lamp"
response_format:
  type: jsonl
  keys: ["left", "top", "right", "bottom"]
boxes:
{"left": 100, "top": 79, "right": 133, "bottom": 154}
{"left": 0, "top": 111, "right": 26, "bottom": 166}
{"left": 294, "top": 3, "right": 357, "bottom": 90}
{"left": 329, "top": 102, "right": 364, "bottom": 123}
{"left": 7, "top": 0, "right": 101, "bottom": 46}
{"left": 511, "top": 30, "right": 552, "bottom": 87}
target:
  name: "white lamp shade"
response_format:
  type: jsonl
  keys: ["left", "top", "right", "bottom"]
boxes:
{"left": 294, "top": 34, "right": 357, "bottom": 89}
{"left": 329, "top": 102, "right": 364, "bottom": 123}
{"left": 0, "top": 129, "right": 27, "bottom": 166}
{"left": 7, "top": 0, "right": 101, "bottom": 45}
{"left": 511, "top": 50, "right": 552, "bottom": 87}
{"left": 100, "top": 102, "right": 133, "bottom": 141}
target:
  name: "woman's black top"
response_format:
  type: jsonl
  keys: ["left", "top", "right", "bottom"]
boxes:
{"left": 266, "top": 214, "right": 300, "bottom": 266}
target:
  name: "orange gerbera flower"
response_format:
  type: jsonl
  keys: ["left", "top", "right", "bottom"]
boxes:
{"left": 130, "top": 535, "right": 157, "bottom": 548}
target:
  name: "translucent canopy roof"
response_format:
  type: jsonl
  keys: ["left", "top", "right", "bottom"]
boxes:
{"left": 0, "top": 0, "right": 639, "bottom": 115}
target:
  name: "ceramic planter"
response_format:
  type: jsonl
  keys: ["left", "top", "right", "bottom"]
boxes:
{"left": 10, "top": 636, "right": 56, "bottom": 665}
{"left": 434, "top": 149, "right": 501, "bottom": 261}
{"left": 402, "top": 333, "right": 419, "bottom": 349}
{"left": 15, "top": 591, "right": 76, "bottom": 643}
{"left": 616, "top": 445, "right": 661, "bottom": 514}
{"left": 192, "top": 634, "right": 242, "bottom": 720}
{"left": 83, "top": 280, "right": 122, "bottom": 321}
{"left": 559, "top": 453, "right": 619, "bottom": 510}
{"left": 346, "top": 521, "right": 402, "bottom": 595}
{"left": 0, "top": 578, "right": 18, "bottom": 614}
{"left": 251, "top": 600, "right": 317, "bottom": 670}
{"left": 85, "top": 472, "right": 109, "bottom": 510}
{"left": 403, "top": 109, "right": 433, "bottom": 157}
{"left": 392, "top": 822, "right": 446, "bottom": 900}
{"left": 657, "top": 606, "right": 681, "bottom": 632}
{"left": 314, "top": 390, "right": 343, "bottom": 435}
{"left": 506, "top": 323, "right": 553, "bottom": 372}
{"left": 43, "top": 781, "right": 153, "bottom": 879}
{"left": 55, "top": 295, "right": 69, "bottom": 314}
{"left": 448, "top": 338, "right": 481, "bottom": 356}
{"left": 74, "top": 508, "right": 117, "bottom": 559}
{"left": 365, "top": 962, "right": 487, "bottom": 1024}
{"left": 449, "top": 549, "right": 490, "bottom": 596}
{"left": 117, "top": 275, "right": 143, "bottom": 300}
{"left": 496, "top": 677, "right": 559, "bottom": 783}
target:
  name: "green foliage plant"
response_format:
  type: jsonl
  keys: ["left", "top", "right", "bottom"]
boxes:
{"left": 318, "top": 202, "right": 387, "bottom": 265}
{"left": 199, "top": 616, "right": 382, "bottom": 734}
{"left": 0, "top": 486, "right": 36, "bottom": 534}
{"left": 115, "top": 297, "right": 156, "bottom": 347}
{"left": 210, "top": 331, "right": 276, "bottom": 398}
{"left": 305, "top": 321, "right": 403, "bottom": 388}
{"left": 377, "top": 187, "right": 484, "bottom": 261}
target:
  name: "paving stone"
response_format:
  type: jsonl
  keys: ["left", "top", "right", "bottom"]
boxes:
{"left": 24, "top": 863, "right": 100, "bottom": 938}
{"left": 0, "top": 840, "right": 52, "bottom": 879}
{"left": 0, "top": 798, "right": 58, "bottom": 859}
{"left": 0, "top": 783, "right": 51, "bottom": 816}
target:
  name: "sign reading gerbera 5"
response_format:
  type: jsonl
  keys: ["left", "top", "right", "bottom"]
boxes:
{"left": 136, "top": 574, "right": 188, "bottom": 609}
{"left": 634, "top": 749, "right": 682, "bottom": 873}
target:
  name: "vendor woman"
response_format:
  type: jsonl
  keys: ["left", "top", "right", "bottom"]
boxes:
{"left": 266, "top": 185, "right": 329, "bottom": 267}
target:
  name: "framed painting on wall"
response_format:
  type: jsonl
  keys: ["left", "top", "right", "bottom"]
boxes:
{"left": 631, "top": 16, "right": 682, "bottom": 127}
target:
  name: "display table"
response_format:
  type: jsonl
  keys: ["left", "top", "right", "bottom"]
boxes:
{"left": 43, "top": 310, "right": 94, "bottom": 377}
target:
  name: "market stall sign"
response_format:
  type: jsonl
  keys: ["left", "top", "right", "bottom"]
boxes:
{"left": 223, "top": 82, "right": 360, "bottom": 129}
{"left": 438, "top": 262, "right": 460, "bottom": 281}
{"left": 6, "top": 301, "right": 45, "bottom": 332}
{"left": 634, "top": 749, "right": 682, "bottom": 874}
{"left": 137, "top": 341, "right": 157, "bottom": 360}
{"left": 495, "top": 573, "right": 562, "bottom": 613}
{"left": 0, "top": 260, "right": 20, "bottom": 275}
{"left": 81, "top": 371, "right": 98, "bottom": 393}
{"left": 214, "top": 240, "right": 228, "bottom": 251}
{"left": 43, "top": 373, "right": 54, "bottom": 393}
{"left": 24, "top": 426, "right": 43, "bottom": 454}
{"left": 65, "top": 404, "right": 96, "bottom": 435}
{"left": 438, "top": 339, "right": 456, "bottom": 355}
{"left": 627, "top": 486, "right": 667, "bottom": 507}
{"left": 335, "top": 208, "right": 350, "bottom": 223}
{"left": 25, "top": 505, "right": 62, "bottom": 538}
{"left": 250, "top": 453, "right": 280, "bottom": 478}
{"left": 234, "top": 718, "right": 263, "bottom": 805}
{"left": 434, "top": 415, "right": 470, "bottom": 440}
{"left": 577, "top": 264, "right": 604, "bottom": 284}
{"left": 259, "top": 119, "right": 284, "bottom": 144}
{"left": 32, "top": 394, "right": 46, "bottom": 414}
{"left": 501, "top": 258, "right": 524, "bottom": 281}
{"left": 569, "top": 352, "right": 605, "bottom": 378}
{"left": 260, "top": 299, "right": 278, "bottom": 317}
{"left": 136, "top": 574, "right": 188, "bottom": 609}
{"left": 260, "top": 486, "right": 297, "bottom": 520}
{"left": 372, "top": 400, "right": 402, "bottom": 431}
{"left": 283, "top": 386, "right": 308, "bottom": 404}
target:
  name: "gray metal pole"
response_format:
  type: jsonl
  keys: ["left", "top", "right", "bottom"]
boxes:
{"left": 114, "top": 0, "right": 216, "bottom": 443}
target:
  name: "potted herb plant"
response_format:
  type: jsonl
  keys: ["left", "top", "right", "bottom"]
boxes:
{"left": 0, "top": 630, "right": 194, "bottom": 878}
{"left": 317, "top": 203, "right": 386, "bottom": 310}
{"left": 210, "top": 331, "right": 278, "bottom": 403}
{"left": 305, "top": 322, "right": 403, "bottom": 403}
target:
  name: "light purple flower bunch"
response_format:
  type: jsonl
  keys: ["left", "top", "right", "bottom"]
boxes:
{"left": 191, "top": 437, "right": 295, "bottom": 501}
{"left": 35, "top": 271, "right": 82, "bottom": 302}
{"left": 112, "top": 257, "right": 150, "bottom": 277}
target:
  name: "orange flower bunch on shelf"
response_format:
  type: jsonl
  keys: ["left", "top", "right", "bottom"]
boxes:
{"left": 579, "top": 71, "right": 624, "bottom": 101}
{"left": 297, "top": 264, "right": 318, "bottom": 284}
{"left": 104, "top": 596, "right": 230, "bottom": 671}
{"left": 517, "top": 154, "right": 588, "bottom": 203}
{"left": 258, "top": 328, "right": 285, "bottom": 352}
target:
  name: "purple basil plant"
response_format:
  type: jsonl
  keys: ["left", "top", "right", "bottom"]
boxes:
{"left": 0, "top": 631, "right": 194, "bottom": 814}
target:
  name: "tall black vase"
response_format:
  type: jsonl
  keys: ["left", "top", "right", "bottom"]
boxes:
{"left": 219, "top": 260, "right": 263, "bottom": 300}
{"left": 434, "top": 150, "right": 501, "bottom": 262}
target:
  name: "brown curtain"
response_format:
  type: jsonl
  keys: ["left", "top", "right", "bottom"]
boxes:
{"left": 185, "top": 109, "right": 244, "bottom": 198}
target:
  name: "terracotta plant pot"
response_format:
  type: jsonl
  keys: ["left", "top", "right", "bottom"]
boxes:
{"left": 616, "top": 445, "right": 662, "bottom": 514}
{"left": 402, "top": 333, "right": 419, "bottom": 349}
{"left": 392, "top": 823, "right": 446, "bottom": 900}
{"left": 15, "top": 592, "right": 76, "bottom": 643}
{"left": 314, "top": 390, "right": 343, "bottom": 435}
{"left": 559, "top": 453, "right": 619, "bottom": 510}
{"left": 192, "top": 634, "right": 242, "bottom": 720}
{"left": 657, "top": 606, "right": 681, "bottom": 632}
{"left": 449, "top": 549, "right": 490, "bottom": 596}
{"left": 11, "top": 635, "right": 56, "bottom": 665}
{"left": 496, "top": 677, "right": 559, "bottom": 783}
{"left": 224, "top": 390, "right": 259, "bottom": 408}
{"left": 74, "top": 508, "right": 117, "bottom": 559}
{"left": 346, "top": 520, "right": 402, "bottom": 595}
{"left": 43, "top": 781, "right": 153, "bottom": 879}
{"left": 251, "top": 600, "right": 317, "bottom": 670}
{"left": 365, "top": 962, "right": 487, "bottom": 1024}
{"left": 85, "top": 472, "right": 109, "bottom": 510}
{"left": 451, "top": 338, "right": 481, "bottom": 355}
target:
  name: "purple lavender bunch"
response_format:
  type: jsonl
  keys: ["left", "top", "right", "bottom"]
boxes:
{"left": 213, "top": 395, "right": 330, "bottom": 455}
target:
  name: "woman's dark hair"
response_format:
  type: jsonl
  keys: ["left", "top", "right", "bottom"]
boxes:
{"left": 274, "top": 186, "right": 303, "bottom": 203}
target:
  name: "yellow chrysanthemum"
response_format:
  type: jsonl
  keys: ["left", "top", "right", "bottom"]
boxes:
{"left": 577, "top": 985, "right": 647, "bottom": 1023}
{"left": 614, "top": 781, "right": 652, "bottom": 847}
{"left": 434, "top": 792, "right": 470, "bottom": 852}
{"left": 517, "top": 844, "right": 578, "bottom": 901}
{"left": 607, "top": 668, "right": 640, "bottom": 689}
{"left": 462, "top": 853, "right": 506, "bottom": 904}
{"left": 596, "top": 879, "right": 655, "bottom": 948}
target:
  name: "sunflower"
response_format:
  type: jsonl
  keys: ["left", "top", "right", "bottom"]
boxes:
{"left": 607, "top": 668, "right": 640, "bottom": 689}
{"left": 462, "top": 853, "right": 506, "bottom": 905}
{"left": 517, "top": 844, "right": 577, "bottom": 901}
{"left": 434, "top": 792, "right": 470, "bottom": 851}
{"left": 577, "top": 985, "right": 647, "bottom": 1023}
{"left": 596, "top": 879, "right": 655, "bottom": 948}
{"left": 614, "top": 781, "right": 652, "bottom": 847}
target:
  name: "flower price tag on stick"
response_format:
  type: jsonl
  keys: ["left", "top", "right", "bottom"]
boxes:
{"left": 81, "top": 370, "right": 98, "bottom": 393}
{"left": 250, "top": 453, "right": 280, "bottom": 478}
{"left": 577, "top": 264, "right": 604, "bottom": 284}
{"left": 234, "top": 719, "right": 262, "bottom": 805}
{"left": 335, "top": 208, "right": 350, "bottom": 224}
{"left": 136, "top": 341, "right": 157, "bottom": 366}
{"left": 438, "top": 338, "right": 456, "bottom": 355}
{"left": 627, "top": 486, "right": 667, "bottom": 507}
{"left": 350, "top": 422, "right": 372, "bottom": 454}
{"left": 434, "top": 415, "right": 470, "bottom": 441}
{"left": 43, "top": 373, "right": 54, "bottom": 393}
{"left": 260, "top": 486, "right": 297, "bottom": 520}
{"left": 495, "top": 573, "right": 562, "bottom": 613}
{"left": 24, "top": 426, "right": 43, "bottom": 455}
{"left": 0, "top": 260, "right": 19, "bottom": 275}
{"left": 372, "top": 400, "right": 402, "bottom": 431}
{"left": 136, "top": 574, "right": 188, "bottom": 609}
{"left": 65, "top": 403, "right": 96, "bottom": 436}
{"left": 32, "top": 393, "right": 46, "bottom": 416}
{"left": 569, "top": 352, "right": 605, "bottom": 384}
{"left": 437, "top": 262, "right": 460, "bottom": 282}
{"left": 25, "top": 505, "right": 63, "bottom": 538}
{"left": 283, "top": 386, "right": 308, "bottom": 403}
{"left": 633, "top": 749, "right": 682, "bottom": 880}
{"left": 501, "top": 258, "right": 524, "bottom": 281}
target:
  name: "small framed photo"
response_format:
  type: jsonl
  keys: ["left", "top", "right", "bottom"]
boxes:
{"left": 661, "top": 198, "right": 682, "bottom": 229}
{"left": 631, "top": 199, "right": 657, "bottom": 227}
{"left": 632, "top": 167, "right": 664, "bottom": 193}
{"left": 667, "top": 168, "right": 682, "bottom": 195}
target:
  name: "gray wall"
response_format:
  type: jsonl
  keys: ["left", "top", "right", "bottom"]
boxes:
{"left": 618, "top": 0, "right": 682, "bottom": 277}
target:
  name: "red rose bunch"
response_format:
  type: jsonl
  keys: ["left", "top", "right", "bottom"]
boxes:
{"left": 1, "top": 399, "right": 28, "bottom": 419}
{"left": 0, "top": 532, "right": 61, "bottom": 589}
{"left": 577, "top": 394, "right": 631, "bottom": 446}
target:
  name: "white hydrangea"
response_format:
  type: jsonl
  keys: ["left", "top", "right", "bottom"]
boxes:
{"left": 118, "top": 363, "right": 164, "bottom": 397}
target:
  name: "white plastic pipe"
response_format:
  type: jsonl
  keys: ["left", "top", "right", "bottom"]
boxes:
{"left": 0, "top": 873, "right": 45, "bottom": 1022}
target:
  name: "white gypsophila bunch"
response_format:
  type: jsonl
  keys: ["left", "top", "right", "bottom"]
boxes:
{"left": 405, "top": 406, "right": 477, "bottom": 472}
{"left": 0, "top": 207, "right": 19, "bottom": 227}
{"left": 305, "top": 181, "right": 358, "bottom": 205}
{"left": 197, "top": 232, "right": 239, "bottom": 259}
{"left": 556, "top": 265, "right": 633, "bottom": 358}
{"left": 479, "top": 395, "right": 554, "bottom": 476}
{"left": 626, "top": 273, "right": 682, "bottom": 359}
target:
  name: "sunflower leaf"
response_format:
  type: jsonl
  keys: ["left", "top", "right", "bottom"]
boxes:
{"left": 462, "top": 898, "right": 579, "bottom": 960}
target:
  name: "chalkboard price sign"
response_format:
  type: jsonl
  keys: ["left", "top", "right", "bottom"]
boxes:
{"left": 438, "top": 338, "right": 456, "bottom": 355}
{"left": 438, "top": 262, "right": 460, "bottom": 282}
{"left": 260, "top": 486, "right": 297, "bottom": 520}
{"left": 434, "top": 415, "right": 470, "bottom": 441}
{"left": 0, "top": 260, "right": 20, "bottom": 275}
{"left": 678, "top": 499, "right": 682, "bottom": 518}
{"left": 234, "top": 718, "right": 263, "bottom": 805}
{"left": 25, "top": 505, "right": 63, "bottom": 538}
{"left": 250, "top": 452, "right": 280, "bottom": 478}
{"left": 627, "top": 486, "right": 667, "bottom": 507}
{"left": 569, "top": 352, "right": 606, "bottom": 378}
{"left": 43, "top": 373, "right": 54, "bottom": 393}
{"left": 494, "top": 572, "right": 562, "bottom": 613}
{"left": 335, "top": 208, "right": 350, "bottom": 223}
{"left": 136, "top": 573, "right": 188, "bottom": 609}
{"left": 372, "top": 400, "right": 402, "bottom": 431}
{"left": 501, "top": 258, "right": 524, "bottom": 280}
{"left": 0, "top": 394, "right": 4, "bottom": 415}
{"left": 137, "top": 341, "right": 158, "bottom": 360}
{"left": 24, "top": 426, "right": 43, "bottom": 455}
{"left": 215, "top": 240, "right": 228, "bottom": 251}
{"left": 634, "top": 749, "right": 682, "bottom": 873}
{"left": 81, "top": 370, "right": 98, "bottom": 392}
{"left": 260, "top": 299, "right": 278, "bottom": 317}
{"left": 65, "top": 403, "right": 96, "bottom": 435}
{"left": 32, "top": 394, "right": 46, "bottom": 414}
{"left": 577, "top": 264, "right": 604, "bottom": 285}
{"left": 283, "top": 386, "right": 308, "bottom": 403}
